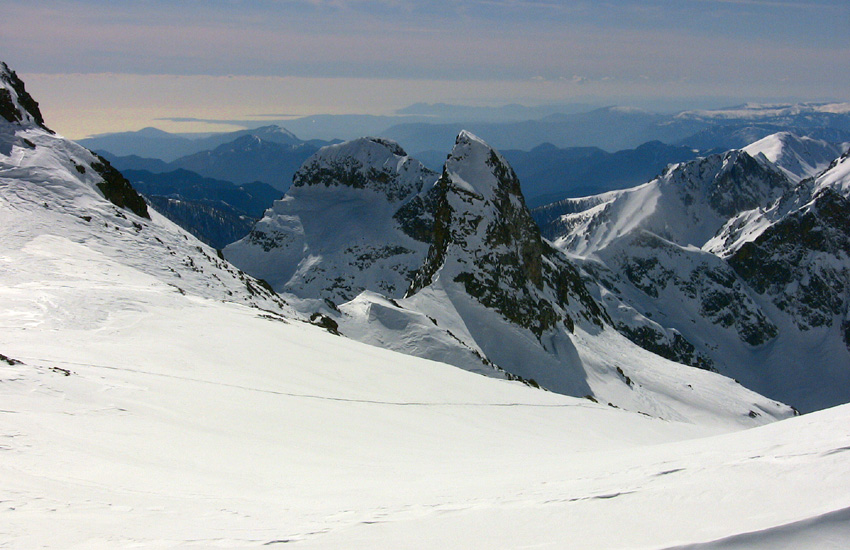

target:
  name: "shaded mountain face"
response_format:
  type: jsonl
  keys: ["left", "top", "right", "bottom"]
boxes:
{"left": 538, "top": 133, "right": 850, "bottom": 412}
{"left": 123, "top": 169, "right": 281, "bottom": 219}
{"left": 123, "top": 168, "right": 283, "bottom": 249}
{"left": 0, "top": 63, "right": 288, "bottom": 315}
{"left": 224, "top": 137, "right": 439, "bottom": 302}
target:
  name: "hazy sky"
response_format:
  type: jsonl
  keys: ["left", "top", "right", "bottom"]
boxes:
{"left": 3, "top": 0, "right": 848, "bottom": 138}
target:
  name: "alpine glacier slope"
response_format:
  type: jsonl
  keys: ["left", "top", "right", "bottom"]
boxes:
{"left": 742, "top": 131, "right": 845, "bottom": 182}
{"left": 2, "top": 61, "right": 849, "bottom": 549}
{"left": 537, "top": 132, "right": 850, "bottom": 411}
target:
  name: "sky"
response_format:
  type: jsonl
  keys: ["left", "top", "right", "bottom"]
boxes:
{"left": 2, "top": 0, "right": 848, "bottom": 138}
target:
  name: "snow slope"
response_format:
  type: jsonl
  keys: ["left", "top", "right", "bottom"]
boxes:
{"left": 1, "top": 229, "right": 849, "bottom": 549}
{"left": 0, "top": 250, "right": 847, "bottom": 548}
{"left": 0, "top": 66, "right": 289, "bottom": 316}
{"left": 742, "top": 131, "right": 845, "bottom": 182}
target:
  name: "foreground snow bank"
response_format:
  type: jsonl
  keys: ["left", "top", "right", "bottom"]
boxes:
{"left": 1, "top": 233, "right": 848, "bottom": 549}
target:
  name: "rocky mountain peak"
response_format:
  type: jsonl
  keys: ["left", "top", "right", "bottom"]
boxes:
{"left": 0, "top": 62, "right": 147, "bottom": 219}
{"left": 0, "top": 62, "right": 49, "bottom": 131}
{"left": 661, "top": 149, "right": 791, "bottom": 219}
{"left": 408, "top": 131, "right": 606, "bottom": 336}
{"left": 442, "top": 130, "right": 522, "bottom": 201}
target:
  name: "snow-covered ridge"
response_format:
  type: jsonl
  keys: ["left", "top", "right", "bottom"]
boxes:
{"left": 440, "top": 129, "right": 517, "bottom": 200}
{"left": 292, "top": 136, "right": 436, "bottom": 203}
{"left": 743, "top": 131, "right": 846, "bottom": 182}
{"left": 677, "top": 102, "right": 850, "bottom": 120}
{"left": 546, "top": 148, "right": 792, "bottom": 257}
{"left": 539, "top": 132, "right": 850, "bottom": 412}
{"left": 0, "top": 64, "right": 290, "bottom": 316}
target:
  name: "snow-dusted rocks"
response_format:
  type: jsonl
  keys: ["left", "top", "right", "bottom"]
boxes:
{"left": 407, "top": 130, "right": 606, "bottom": 336}
{"left": 0, "top": 62, "right": 47, "bottom": 130}
{"left": 538, "top": 133, "right": 850, "bottom": 411}
{"left": 224, "top": 137, "right": 438, "bottom": 302}
{"left": 223, "top": 127, "right": 792, "bottom": 421}
{"left": 329, "top": 132, "right": 791, "bottom": 422}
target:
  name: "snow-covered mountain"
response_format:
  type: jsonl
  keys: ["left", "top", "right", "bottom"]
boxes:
{"left": 224, "top": 128, "right": 794, "bottom": 422}
{"left": 0, "top": 62, "right": 289, "bottom": 315}
{"left": 224, "top": 137, "right": 439, "bottom": 302}
{"left": 4, "top": 61, "right": 850, "bottom": 550}
{"left": 742, "top": 131, "right": 845, "bottom": 182}
{"left": 537, "top": 133, "right": 850, "bottom": 412}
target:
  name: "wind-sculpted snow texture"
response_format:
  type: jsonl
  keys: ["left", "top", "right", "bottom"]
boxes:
{"left": 224, "top": 137, "right": 438, "bottom": 302}
{"left": 539, "top": 132, "right": 850, "bottom": 412}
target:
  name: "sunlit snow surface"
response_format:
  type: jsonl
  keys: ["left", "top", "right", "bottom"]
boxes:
{"left": 1, "top": 70, "right": 848, "bottom": 547}
{"left": 0, "top": 177, "right": 841, "bottom": 548}
{"left": 2, "top": 234, "right": 850, "bottom": 549}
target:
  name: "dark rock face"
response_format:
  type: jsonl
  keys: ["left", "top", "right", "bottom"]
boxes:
{"left": 393, "top": 184, "right": 442, "bottom": 243}
{"left": 0, "top": 62, "right": 48, "bottom": 130}
{"left": 729, "top": 188, "right": 850, "bottom": 336}
{"left": 408, "top": 132, "right": 607, "bottom": 338}
{"left": 706, "top": 151, "right": 791, "bottom": 217}
{"left": 615, "top": 324, "right": 714, "bottom": 371}
{"left": 91, "top": 155, "right": 150, "bottom": 219}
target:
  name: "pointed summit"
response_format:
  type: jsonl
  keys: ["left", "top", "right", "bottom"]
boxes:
{"left": 442, "top": 130, "right": 521, "bottom": 200}
{"left": 0, "top": 62, "right": 49, "bottom": 131}
{"left": 408, "top": 131, "right": 605, "bottom": 336}
{"left": 0, "top": 62, "right": 147, "bottom": 219}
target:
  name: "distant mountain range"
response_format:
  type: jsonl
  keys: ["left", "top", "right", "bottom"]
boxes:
{"left": 79, "top": 124, "right": 316, "bottom": 162}
{"left": 95, "top": 127, "right": 328, "bottom": 192}
{"left": 85, "top": 103, "right": 850, "bottom": 207}
{"left": 502, "top": 141, "right": 703, "bottom": 207}
{"left": 121, "top": 169, "right": 282, "bottom": 249}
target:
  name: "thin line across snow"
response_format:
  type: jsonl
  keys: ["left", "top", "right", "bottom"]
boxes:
{"left": 18, "top": 355, "right": 596, "bottom": 409}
